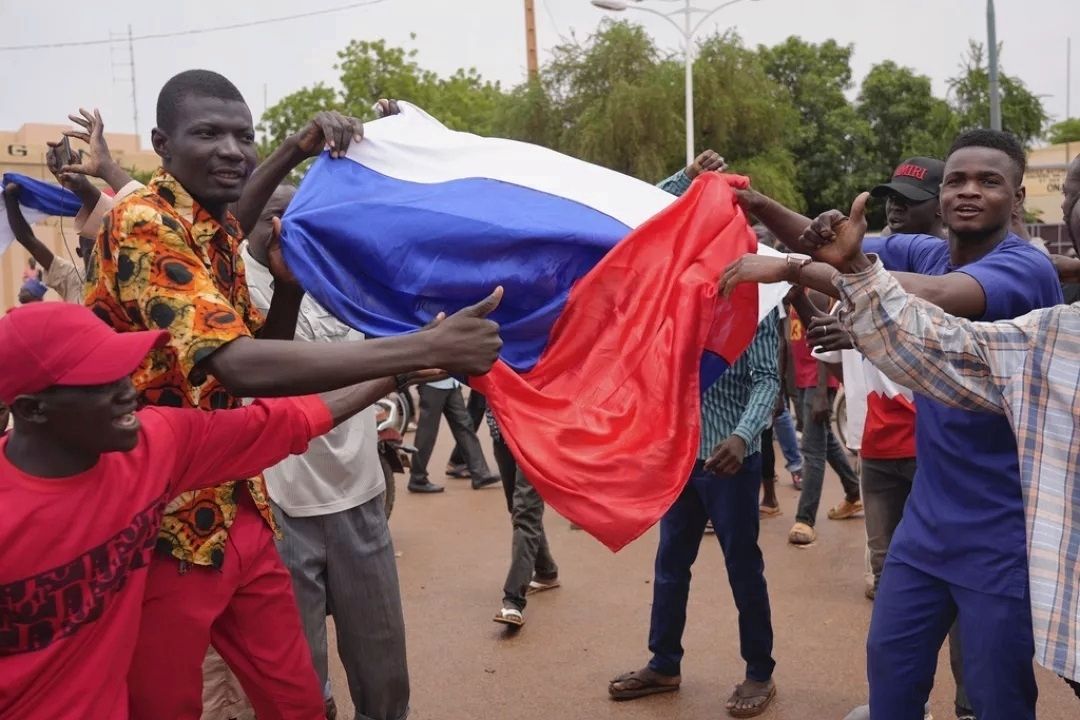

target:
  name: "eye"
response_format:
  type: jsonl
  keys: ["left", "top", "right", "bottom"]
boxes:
{"left": 194, "top": 129, "right": 215, "bottom": 139}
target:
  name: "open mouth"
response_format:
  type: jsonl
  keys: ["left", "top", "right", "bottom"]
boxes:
{"left": 211, "top": 169, "right": 244, "bottom": 185}
{"left": 112, "top": 411, "right": 139, "bottom": 431}
{"left": 953, "top": 204, "right": 982, "bottom": 219}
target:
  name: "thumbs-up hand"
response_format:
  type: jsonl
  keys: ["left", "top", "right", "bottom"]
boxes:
{"left": 425, "top": 287, "right": 504, "bottom": 376}
{"left": 798, "top": 192, "right": 871, "bottom": 272}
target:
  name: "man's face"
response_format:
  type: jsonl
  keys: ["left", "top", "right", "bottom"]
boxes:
{"left": 885, "top": 193, "right": 940, "bottom": 235}
{"left": 153, "top": 94, "right": 258, "bottom": 210}
{"left": 940, "top": 146, "right": 1021, "bottom": 237}
{"left": 1062, "top": 158, "right": 1080, "bottom": 254}
{"left": 21, "top": 376, "right": 142, "bottom": 455}
{"left": 247, "top": 186, "right": 296, "bottom": 266}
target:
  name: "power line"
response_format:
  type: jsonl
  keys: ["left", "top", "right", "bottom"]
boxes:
{"left": 0, "top": 0, "right": 394, "bottom": 52}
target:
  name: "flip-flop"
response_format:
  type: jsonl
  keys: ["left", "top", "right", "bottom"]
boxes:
{"left": 759, "top": 504, "right": 782, "bottom": 518}
{"left": 726, "top": 681, "right": 777, "bottom": 718}
{"left": 526, "top": 576, "right": 561, "bottom": 595}
{"left": 493, "top": 607, "right": 524, "bottom": 627}
{"left": 608, "top": 669, "right": 681, "bottom": 701}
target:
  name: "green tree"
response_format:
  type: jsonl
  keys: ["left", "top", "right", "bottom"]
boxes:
{"left": 259, "top": 36, "right": 505, "bottom": 178}
{"left": 759, "top": 37, "right": 878, "bottom": 216}
{"left": 1047, "top": 118, "right": 1080, "bottom": 144}
{"left": 947, "top": 42, "right": 1048, "bottom": 146}
{"left": 857, "top": 61, "right": 956, "bottom": 169}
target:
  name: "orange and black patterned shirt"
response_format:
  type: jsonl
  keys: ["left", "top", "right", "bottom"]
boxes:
{"left": 85, "top": 169, "right": 277, "bottom": 568}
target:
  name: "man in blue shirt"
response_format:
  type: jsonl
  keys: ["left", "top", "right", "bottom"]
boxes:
{"left": 726, "top": 129, "right": 1062, "bottom": 720}
{"left": 608, "top": 164, "right": 780, "bottom": 717}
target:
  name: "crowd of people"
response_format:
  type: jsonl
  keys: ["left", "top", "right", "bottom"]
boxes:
{"left": 0, "top": 64, "right": 1079, "bottom": 720}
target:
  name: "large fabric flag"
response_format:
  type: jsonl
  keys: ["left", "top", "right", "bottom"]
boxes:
{"left": 0, "top": 173, "right": 81, "bottom": 255}
{"left": 281, "top": 103, "right": 785, "bottom": 550}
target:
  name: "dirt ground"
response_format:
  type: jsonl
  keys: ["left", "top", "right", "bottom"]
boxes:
{"left": 326, "top": 424, "right": 1078, "bottom": 720}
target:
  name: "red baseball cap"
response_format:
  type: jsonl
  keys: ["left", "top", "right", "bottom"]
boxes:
{"left": 0, "top": 303, "right": 169, "bottom": 404}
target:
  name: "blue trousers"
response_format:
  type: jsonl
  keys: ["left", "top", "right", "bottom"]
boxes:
{"left": 868, "top": 559, "right": 1037, "bottom": 720}
{"left": 647, "top": 456, "right": 775, "bottom": 682}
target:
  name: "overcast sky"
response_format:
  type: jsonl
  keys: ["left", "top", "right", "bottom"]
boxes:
{"left": 0, "top": 0, "right": 1075, "bottom": 146}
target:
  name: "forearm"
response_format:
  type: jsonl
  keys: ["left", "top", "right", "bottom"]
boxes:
{"left": 255, "top": 285, "right": 305, "bottom": 340}
{"left": 733, "top": 376, "right": 780, "bottom": 445}
{"left": 815, "top": 362, "right": 830, "bottom": 395}
{"left": 788, "top": 291, "right": 830, "bottom": 329}
{"left": 657, "top": 169, "right": 692, "bottom": 197}
{"left": 6, "top": 203, "right": 55, "bottom": 269}
{"left": 99, "top": 161, "right": 136, "bottom": 194}
{"left": 318, "top": 377, "right": 396, "bottom": 428}
{"left": 237, "top": 137, "right": 306, "bottom": 235}
{"left": 203, "top": 334, "right": 439, "bottom": 397}
{"left": 835, "top": 262, "right": 1017, "bottom": 413}
{"left": 1054, "top": 255, "right": 1080, "bottom": 284}
{"left": 745, "top": 193, "right": 815, "bottom": 253}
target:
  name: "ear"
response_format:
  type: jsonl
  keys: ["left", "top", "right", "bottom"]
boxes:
{"left": 11, "top": 394, "right": 48, "bottom": 425}
{"left": 150, "top": 127, "right": 171, "bottom": 163}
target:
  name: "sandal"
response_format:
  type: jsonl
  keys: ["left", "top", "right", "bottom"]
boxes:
{"left": 788, "top": 522, "right": 816, "bottom": 545}
{"left": 608, "top": 668, "right": 680, "bottom": 701}
{"left": 493, "top": 607, "right": 524, "bottom": 627}
{"left": 726, "top": 679, "right": 776, "bottom": 718}
{"left": 526, "top": 574, "right": 561, "bottom": 595}
{"left": 759, "top": 503, "right": 781, "bottom": 518}
{"left": 790, "top": 470, "right": 803, "bottom": 490}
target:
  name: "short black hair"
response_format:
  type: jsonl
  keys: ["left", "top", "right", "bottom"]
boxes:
{"left": 947, "top": 129, "right": 1026, "bottom": 184}
{"left": 156, "top": 70, "right": 246, "bottom": 132}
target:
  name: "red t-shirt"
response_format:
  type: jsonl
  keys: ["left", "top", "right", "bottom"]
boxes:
{"left": 861, "top": 391, "right": 916, "bottom": 460}
{"left": 789, "top": 306, "right": 839, "bottom": 390}
{"left": 0, "top": 397, "right": 331, "bottom": 719}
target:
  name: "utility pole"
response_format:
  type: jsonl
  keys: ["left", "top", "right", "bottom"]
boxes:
{"left": 1068, "top": 37, "right": 1072, "bottom": 120}
{"left": 987, "top": 0, "right": 1002, "bottom": 131}
{"left": 110, "top": 26, "right": 140, "bottom": 147}
{"left": 127, "top": 25, "right": 139, "bottom": 146}
{"left": 524, "top": 0, "right": 539, "bottom": 78}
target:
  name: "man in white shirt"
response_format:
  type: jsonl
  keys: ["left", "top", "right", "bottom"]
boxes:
{"left": 244, "top": 185, "right": 410, "bottom": 720}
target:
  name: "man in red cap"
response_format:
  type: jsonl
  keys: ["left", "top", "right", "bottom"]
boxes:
{"left": 0, "top": 302, "right": 453, "bottom": 719}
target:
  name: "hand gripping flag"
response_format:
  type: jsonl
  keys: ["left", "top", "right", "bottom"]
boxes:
{"left": 0, "top": 173, "right": 81, "bottom": 255}
{"left": 281, "top": 103, "right": 785, "bottom": 550}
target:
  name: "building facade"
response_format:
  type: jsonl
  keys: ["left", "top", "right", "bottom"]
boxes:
{"left": 1, "top": 123, "right": 159, "bottom": 309}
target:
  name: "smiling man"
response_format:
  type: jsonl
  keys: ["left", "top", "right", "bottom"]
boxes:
{"left": 724, "top": 129, "right": 1063, "bottom": 720}
{"left": 83, "top": 69, "right": 503, "bottom": 719}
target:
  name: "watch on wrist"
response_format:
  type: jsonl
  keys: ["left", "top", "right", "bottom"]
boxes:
{"left": 785, "top": 254, "right": 812, "bottom": 285}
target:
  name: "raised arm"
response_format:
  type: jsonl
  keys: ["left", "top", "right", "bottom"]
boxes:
{"left": 236, "top": 111, "right": 363, "bottom": 235}
{"left": 3, "top": 184, "right": 56, "bottom": 270}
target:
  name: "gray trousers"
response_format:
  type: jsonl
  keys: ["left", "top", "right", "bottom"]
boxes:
{"left": 861, "top": 457, "right": 972, "bottom": 715}
{"left": 795, "top": 387, "right": 861, "bottom": 527}
{"left": 411, "top": 385, "right": 491, "bottom": 483}
{"left": 492, "top": 437, "right": 558, "bottom": 610}
{"left": 273, "top": 497, "right": 410, "bottom": 720}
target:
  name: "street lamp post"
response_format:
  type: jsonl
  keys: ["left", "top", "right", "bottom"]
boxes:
{"left": 987, "top": 0, "right": 1002, "bottom": 131}
{"left": 591, "top": 0, "right": 761, "bottom": 166}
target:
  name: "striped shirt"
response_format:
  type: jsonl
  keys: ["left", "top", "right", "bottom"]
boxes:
{"left": 835, "top": 259, "right": 1080, "bottom": 682}
{"left": 698, "top": 309, "right": 780, "bottom": 459}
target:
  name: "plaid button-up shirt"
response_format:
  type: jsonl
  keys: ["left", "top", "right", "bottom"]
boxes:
{"left": 834, "top": 259, "right": 1080, "bottom": 682}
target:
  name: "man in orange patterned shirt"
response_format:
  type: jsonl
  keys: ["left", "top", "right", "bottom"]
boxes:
{"left": 86, "top": 70, "right": 504, "bottom": 719}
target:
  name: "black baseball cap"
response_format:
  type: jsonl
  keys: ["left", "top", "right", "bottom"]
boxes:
{"left": 871, "top": 157, "right": 945, "bottom": 203}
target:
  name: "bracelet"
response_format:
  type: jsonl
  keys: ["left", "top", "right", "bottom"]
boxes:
{"left": 785, "top": 254, "right": 812, "bottom": 285}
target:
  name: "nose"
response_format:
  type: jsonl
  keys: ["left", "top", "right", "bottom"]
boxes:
{"left": 956, "top": 179, "right": 982, "bottom": 198}
{"left": 216, "top": 133, "right": 244, "bottom": 160}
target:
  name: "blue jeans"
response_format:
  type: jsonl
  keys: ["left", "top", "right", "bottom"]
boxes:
{"left": 868, "top": 559, "right": 1036, "bottom": 720}
{"left": 772, "top": 405, "right": 803, "bottom": 473}
{"left": 647, "top": 456, "right": 775, "bottom": 682}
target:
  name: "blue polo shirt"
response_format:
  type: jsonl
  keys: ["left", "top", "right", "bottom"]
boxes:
{"left": 864, "top": 233, "right": 1063, "bottom": 598}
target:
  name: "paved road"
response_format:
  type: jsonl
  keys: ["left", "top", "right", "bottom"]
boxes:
{"left": 327, "top": 426, "right": 1077, "bottom": 719}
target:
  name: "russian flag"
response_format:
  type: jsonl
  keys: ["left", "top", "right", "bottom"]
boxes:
{"left": 281, "top": 103, "right": 785, "bottom": 550}
{"left": 0, "top": 173, "right": 80, "bottom": 255}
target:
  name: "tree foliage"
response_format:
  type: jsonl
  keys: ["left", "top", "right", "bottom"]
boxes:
{"left": 1047, "top": 118, "right": 1080, "bottom": 144}
{"left": 259, "top": 24, "right": 1049, "bottom": 221}
{"left": 947, "top": 42, "right": 1048, "bottom": 146}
